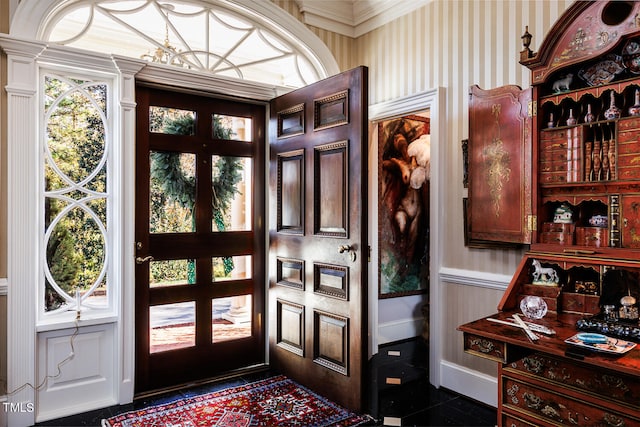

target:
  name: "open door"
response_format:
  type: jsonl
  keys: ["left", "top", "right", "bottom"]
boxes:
{"left": 268, "top": 66, "right": 368, "bottom": 412}
{"left": 135, "top": 86, "right": 266, "bottom": 394}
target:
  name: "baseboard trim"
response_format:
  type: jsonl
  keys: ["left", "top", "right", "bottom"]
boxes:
{"left": 35, "top": 397, "right": 117, "bottom": 424}
{"left": 0, "top": 394, "right": 6, "bottom": 427}
{"left": 439, "top": 360, "right": 497, "bottom": 408}
{"left": 377, "top": 317, "right": 423, "bottom": 345}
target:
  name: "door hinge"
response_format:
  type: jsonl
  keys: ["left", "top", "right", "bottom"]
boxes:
{"left": 368, "top": 245, "right": 371, "bottom": 262}
{"left": 526, "top": 215, "right": 537, "bottom": 232}
{"left": 528, "top": 100, "right": 537, "bottom": 117}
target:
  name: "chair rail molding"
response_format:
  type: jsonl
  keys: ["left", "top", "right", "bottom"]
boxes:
{"left": 439, "top": 267, "right": 511, "bottom": 291}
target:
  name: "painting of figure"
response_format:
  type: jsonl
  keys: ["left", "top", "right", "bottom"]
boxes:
{"left": 378, "top": 115, "right": 430, "bottom": 297}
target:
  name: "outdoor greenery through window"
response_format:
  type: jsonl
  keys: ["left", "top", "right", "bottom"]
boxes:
{"left": 147, "top": 108, "right": 251, "bottom": 286}
{"left": 43, "top": 74, "right": 109, "bottom": 313}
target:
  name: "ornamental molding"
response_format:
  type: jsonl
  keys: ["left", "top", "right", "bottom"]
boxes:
{"left": 295, "top": 0, "right": 432, "bottom": 38}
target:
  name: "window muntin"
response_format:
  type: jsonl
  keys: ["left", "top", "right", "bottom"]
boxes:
{"left": 45, "top": 0, "right": 320, "bottom": 87}
{"left": 43, "top": 74, "right": 110, "bottom": 313}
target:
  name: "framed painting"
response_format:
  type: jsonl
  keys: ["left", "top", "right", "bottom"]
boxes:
{"left": 378, "top": 115, "right": 430, "bottom": 298}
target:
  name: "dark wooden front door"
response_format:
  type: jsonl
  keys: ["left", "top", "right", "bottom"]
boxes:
{"left": 268, "top": 66, "right": 369, "bottom": 411}
{"left": 134, "top": 85, "right": 266, "bottom": 393}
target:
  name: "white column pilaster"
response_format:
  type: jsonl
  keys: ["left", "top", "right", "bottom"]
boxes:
{"left": 0, "top": 36, "right": 47, "bottom": 427}
{"left": 111, "top": 55, "right": 145, "bottom": 404}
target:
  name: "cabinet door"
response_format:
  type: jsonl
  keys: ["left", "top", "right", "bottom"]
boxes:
{"left": 620, "top": 194, "right": 640, "bottom": 248}
{"left": 468, "top": 85, "right": 532, "bottom": 244}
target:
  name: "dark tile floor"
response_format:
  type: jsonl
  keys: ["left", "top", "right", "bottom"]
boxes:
{"left": 366, "top": 338, "right": 497, "bottom": 426}
{"left": 36, "top": 338, "right": 496, "bottom": 427}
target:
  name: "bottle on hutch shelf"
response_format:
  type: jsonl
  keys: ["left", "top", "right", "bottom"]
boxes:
{"left": 604, "top": 91, "right": 621, "bottom": 120}
{"left": 629, "top": 89, "right": 640, "bottom": 116}
{"left": 547, "top": 112, "right": 555, "bottom": 128}
{"left": 566, "top": 108, "right": 577, "bottom": 126}
{"left": 584, "top": 103, "right": 595, "bottom": 123}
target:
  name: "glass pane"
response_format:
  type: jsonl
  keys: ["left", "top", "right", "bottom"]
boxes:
{"left": 150, "top": 302, "right": 195, "bottom": 353}
{"left": 43, "top": 74, "right": 109, "bottom": 314}
{"left": 47, "top": 1, "right": 321, "bottom": 87}
{"left": 150, "top": 151, "right": 196, "bottom": 233}
{"left": 150, "top": 259, "right": 196, "bottom": 287}
{"left": 212, "top": 156, "right": 251, "bottom": 231}
{"left": 44, "top": 206, "right": 106, "bottom": 312}
{"left": 213, "top": 255, "right": 252, "bottom": 281}
{"left": 149, "top": 107, "right": 195, "bottom": 135}
{"left": 212, "top": 114, "right": 252, "bottom": 142}
{"left": 212, "top": 295, "right": 252, "bottom": 343}
{"left": 45, "top": 79, "right": 107, "bottom": 186}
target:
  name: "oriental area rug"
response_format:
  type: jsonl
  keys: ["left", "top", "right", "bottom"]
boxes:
{"left": 102, "top": 375, "right": 371, "bottom": 427}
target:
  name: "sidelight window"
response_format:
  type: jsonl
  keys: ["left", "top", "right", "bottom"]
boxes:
{"left": 42, "top": 73, "right": 112, "bottom": 314}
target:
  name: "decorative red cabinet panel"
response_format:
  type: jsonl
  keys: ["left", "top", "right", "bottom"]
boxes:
{"left": 467, "top": 84, "right": 532, "bottom": 245}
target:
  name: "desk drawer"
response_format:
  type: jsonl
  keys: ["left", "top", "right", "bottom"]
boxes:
{"left": 504, "top": 353, "right": 640, "bottom": 410}
{"left": 463, "top": 333, "right": 507, "bottom": 363}
{"left": 501, "top": 413, "right": 538, "bottom": 427}
{"left": 502, "top": 376, "right": 639, "bottom": 426}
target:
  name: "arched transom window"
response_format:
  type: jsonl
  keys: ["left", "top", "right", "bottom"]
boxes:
{"left": 42, "top": 0, "right": 329, "bottom": 87}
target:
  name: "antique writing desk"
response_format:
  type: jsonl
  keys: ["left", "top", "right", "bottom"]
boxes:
{"left": 462, "top": 2, "right": 640, "bottom": 425}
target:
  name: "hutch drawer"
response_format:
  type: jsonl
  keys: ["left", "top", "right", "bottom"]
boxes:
{"left": 575, "top": 226, "right": 608, "bottom": 247}
{"left": 501, "top": 375, "right": 639, "bottom": 427}
{"left": 501, "top": 413, "right": 538, "bottom": 427}
{"left": 463, "top": 333, "right": 508, "bottom": 363}
{"left": 463, "top": 333, "right": 530, "bottom": 364}
{"left": 503, "top": 353, "right": 640, "bottom": 410}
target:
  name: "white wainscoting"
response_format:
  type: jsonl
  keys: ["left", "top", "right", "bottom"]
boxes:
{"left": 36, "top": 323, "right": 117, "bottom": 422}
{"left": 437, "top": 267, "right": 510, "bottom": 407}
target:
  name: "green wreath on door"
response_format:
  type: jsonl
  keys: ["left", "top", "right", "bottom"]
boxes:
{"left": 150, "top": 114, "right": 242, "bottom": 283}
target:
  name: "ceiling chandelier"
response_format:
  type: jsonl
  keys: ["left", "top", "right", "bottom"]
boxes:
{"left": 140, "top": 5, "right": 186, "bottom": 67}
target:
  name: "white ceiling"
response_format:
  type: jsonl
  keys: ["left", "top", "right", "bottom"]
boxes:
{"left": 294, "top": 0, "right": 432, "bottom": 38}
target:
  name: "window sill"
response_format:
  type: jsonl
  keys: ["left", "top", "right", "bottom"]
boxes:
{"left": 36, "top": 312, "right": 118, "bottom": 332}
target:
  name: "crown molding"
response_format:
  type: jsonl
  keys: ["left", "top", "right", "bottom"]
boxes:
{"left": 295, "top": 0, "right": 432, "bottom": 38}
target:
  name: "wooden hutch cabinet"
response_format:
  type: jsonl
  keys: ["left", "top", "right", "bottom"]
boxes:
{"left": 460, "top": 2, "right": 640, "bottom": 426}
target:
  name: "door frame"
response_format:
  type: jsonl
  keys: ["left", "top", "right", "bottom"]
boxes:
{"left": 368, "top": 88, "right": 446, "bottom": 388}
{"left": 118, "top": 64, "right": 299, "bottom": 403}
{"left": 133, "top": 84, "right": 267, "bottom": 394}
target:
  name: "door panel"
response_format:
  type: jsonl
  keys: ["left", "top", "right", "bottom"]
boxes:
{"left": 135, "top": 85, "right": 265, "bottom": 394}
{"left": 269, "top": 66, "right": 368, "bottom": 411}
